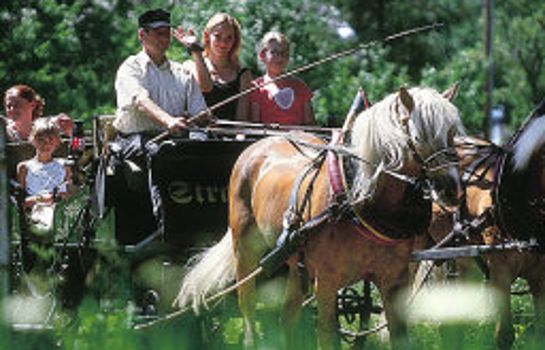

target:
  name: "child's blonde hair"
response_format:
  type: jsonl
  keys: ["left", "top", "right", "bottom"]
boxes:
{"left": 29, "top": 118, "right": 61, "bottom": 143}
{"left": 258, "top": 31, "right": 290, "bottom": 55}
{"left": 202, "top": 13, "right": 242, "bottom": 66}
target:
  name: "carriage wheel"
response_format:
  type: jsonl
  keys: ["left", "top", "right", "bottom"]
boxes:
{"left": 337, "top": 280, "right": 383, "bottom": 349}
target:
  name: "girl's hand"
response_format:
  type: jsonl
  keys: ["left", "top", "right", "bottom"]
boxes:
{"left": 173, "top": 27, "right": 199, "bottom": 48}
{"left": 25, "top": 193, "right": 53, "bottom": 208}
{"left": 37, "top": 192, "right": 54, "bottom": 204}
{"left": 24, "top": 196, "right": 37, "bottom": 208}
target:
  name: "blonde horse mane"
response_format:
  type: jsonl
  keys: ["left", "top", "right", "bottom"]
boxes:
{"left": 349, "top": 87, "right": 465, "bottom": 203}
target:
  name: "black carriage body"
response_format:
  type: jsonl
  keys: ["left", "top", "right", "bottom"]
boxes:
{"left": 150, "top": 139, "right": 251, "bottom": 248}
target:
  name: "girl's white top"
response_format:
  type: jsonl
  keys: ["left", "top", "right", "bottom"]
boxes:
{"left": 25, "top": 158, "right": 67, "bottom": 196}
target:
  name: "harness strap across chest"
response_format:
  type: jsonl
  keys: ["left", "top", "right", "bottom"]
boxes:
{"left": 326, "top": 131, "right": 400, "bottom": 245}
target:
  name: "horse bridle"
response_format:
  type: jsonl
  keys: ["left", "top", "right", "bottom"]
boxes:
{"left": 397, "top": 103, "right": 464, "bottom": 214}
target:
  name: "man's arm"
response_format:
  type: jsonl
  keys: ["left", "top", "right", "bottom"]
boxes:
{"left": 134, "top": 93, "right": 187, "bottom": 131}
{"left": 115, "top": 57, "right": 187, "bottom": 132}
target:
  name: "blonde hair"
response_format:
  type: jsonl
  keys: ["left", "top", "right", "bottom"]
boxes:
{"left": 202, "top": 13, "right": 242, "bottom": 66}
{"left": 29, "top": 117, "right": 61, "bottom": 143}
{"left": 5, "top": 84, "right": 45, "bottom": 120}
{"left": 258, "top": 31, "right": 290, "bottom": 55}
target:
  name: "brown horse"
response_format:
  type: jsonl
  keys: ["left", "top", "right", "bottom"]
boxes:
{"left": 175, "top": 86, "right": 465, "bottom": 349}
{"left": 426, "top": 127, "right": 545, "bottom": 349}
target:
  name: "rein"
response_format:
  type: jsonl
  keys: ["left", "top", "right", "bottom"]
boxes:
{"left": 282, "top": 135, "right": 418, "bottom": 185}
{"left": 425, "top": 139, "right": 505, "bottom": 250}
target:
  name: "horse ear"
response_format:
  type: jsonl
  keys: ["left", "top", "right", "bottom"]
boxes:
{"left": 398, "top": 86, "right": 414, "bottom": 123}
{"left": 442, "top": 82, "right": 460, "bottom": 102}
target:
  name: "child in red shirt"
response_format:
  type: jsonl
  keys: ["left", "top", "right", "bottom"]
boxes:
{"left": 250, "top": 32, "right": 315, "bottom": 125}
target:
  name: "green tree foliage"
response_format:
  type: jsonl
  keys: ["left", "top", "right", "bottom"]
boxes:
{"left": 493, "top": 1, "right": 545, "bottom": 127}
{"left": 329, "top": 0, "right": 545, "bottom": 133}
{"left": 328, "top": 0, "right": 482, "bottom": 79}
{"left": 0, "top": 0, "right": 137, "bottom": 121}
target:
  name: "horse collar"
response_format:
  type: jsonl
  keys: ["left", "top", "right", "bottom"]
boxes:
{"left": 326, "top": 131, "right": 401, "bottom": 245}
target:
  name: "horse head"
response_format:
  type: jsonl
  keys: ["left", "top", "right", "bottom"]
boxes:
{"left": 349, "top": 85, "right": 465, "bottom": 210}
{"left": 407, "top": 85, "right": 466, "bottom": 208}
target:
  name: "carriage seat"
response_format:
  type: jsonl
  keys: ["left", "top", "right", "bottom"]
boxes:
{"left": 93, "top": 114, "right": 148, "bottom": 193}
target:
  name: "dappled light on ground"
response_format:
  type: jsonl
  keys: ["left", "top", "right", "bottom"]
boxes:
{"left": 401, "top": 282, "right": 501, "bottom": 323}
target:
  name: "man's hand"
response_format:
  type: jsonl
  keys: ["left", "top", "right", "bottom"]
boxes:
{"left": 191, "top": 109, "right": 215, "bottom": 127}
{"left": 166, "top": 115, "right": 188, "bottom": 133}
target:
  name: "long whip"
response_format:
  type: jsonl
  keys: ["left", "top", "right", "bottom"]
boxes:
{"left": 147, "top": 22, "right": 443, "bottom": 145}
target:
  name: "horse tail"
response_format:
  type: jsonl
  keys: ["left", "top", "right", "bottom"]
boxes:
{"left": 174, "top": 230, "right": 235, "bottom": 312}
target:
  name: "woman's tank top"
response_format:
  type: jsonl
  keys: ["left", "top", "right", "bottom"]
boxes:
{"left": 204, "top": 68, "right": 248, "bottom": 120}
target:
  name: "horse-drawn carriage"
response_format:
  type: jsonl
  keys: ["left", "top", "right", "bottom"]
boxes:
{"left": 3, "top": 114, "right": 379, "bottom": 344}
{"left": 3, "top": 87, "right": 545, "bottom": 349}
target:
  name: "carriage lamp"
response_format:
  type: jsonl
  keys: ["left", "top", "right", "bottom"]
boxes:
{"left": 68, "top": 120, "right": 86, "bottom": 185}
{"left": 70, "top": 121, "right": 86, "bottom": 154}
{"left": 489, "top": 104, "right": 510, "bottom": 145}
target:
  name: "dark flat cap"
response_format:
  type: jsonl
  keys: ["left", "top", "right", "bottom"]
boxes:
{"left": 138, "top": 8, "right": 171, "bottom": 29}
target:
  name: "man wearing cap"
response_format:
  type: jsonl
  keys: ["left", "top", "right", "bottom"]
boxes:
{"left": 114, "top": 8, "right": 207, "bottom": 134}
{"left": 112, "top": 8, "right": 208, "bottom": 244}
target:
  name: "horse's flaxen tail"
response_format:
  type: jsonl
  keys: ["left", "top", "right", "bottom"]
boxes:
{"left": 173, "top": 230, "right": 236, "bottom": 312}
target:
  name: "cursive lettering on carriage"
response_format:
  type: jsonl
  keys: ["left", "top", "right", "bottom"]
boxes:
{"left": 168, "top": 181, "right": 228, "bottom": 204}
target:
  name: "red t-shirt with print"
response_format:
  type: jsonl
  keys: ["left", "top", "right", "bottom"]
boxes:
{"left": 250, "top": 76, "right": 313, "bottom": 125}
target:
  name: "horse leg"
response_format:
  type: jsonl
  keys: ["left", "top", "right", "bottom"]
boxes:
{"left": 527, "top": 269, "right": 545, "bottom": 337}
{"left": 282, "top": 258, "right": 306, "bottom": 350}
{"left": 488, "top": 256, "right": 515, "bottom": 350}
{"left": 315, "top": 276, "right": 341, "bottom": 350}
{"left": 234, "top": 226, "right": 267, "bottom": 349}
{"left": 377, "top": 275, "right": 409, "bottom": 349}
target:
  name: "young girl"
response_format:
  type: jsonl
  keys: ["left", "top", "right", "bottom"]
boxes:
{"left": 250, "top": 31, "right": 315, "bottom": 125}
{"left": 3, "top": 84, "right": 73, "bottom": 142}
{"left": 175, "top": 13, "right": 252, "bottom": 121}
{"left": 17, "top": 118, "right": 72, "bottom": 209}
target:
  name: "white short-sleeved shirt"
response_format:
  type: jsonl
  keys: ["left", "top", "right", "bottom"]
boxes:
{"left": 24, "top": 158, "right": 67, "bottom": 196}
{"left": 113, "top": 50, "right": 208, "bottom": 134}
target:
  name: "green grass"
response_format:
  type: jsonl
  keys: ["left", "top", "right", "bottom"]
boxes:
{"left": 1, "top": 275, "right": 544, "bottom": 349}
{"left": 3, "top": 196, "right": 544, "bottom": 349}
